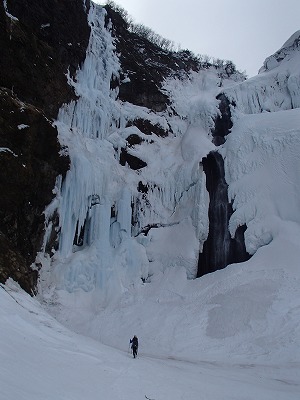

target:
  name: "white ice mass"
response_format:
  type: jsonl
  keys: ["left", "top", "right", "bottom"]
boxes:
{"left": 2, "top": 2, "right": 300, "bottom": 399}
{"left": 40, "top": 4, "right": 220, "bottom": 302}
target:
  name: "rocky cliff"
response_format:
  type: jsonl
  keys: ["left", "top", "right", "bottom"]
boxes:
{"left": 0, "top": 0, "right": 90, "bottom": 292}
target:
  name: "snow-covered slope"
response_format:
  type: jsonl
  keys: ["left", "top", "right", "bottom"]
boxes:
{"left": 2, "top": 255, "right": 300, "bottom": 400}
{"left": 223, "top": 108, "right": 300, "bottom": 255}
{"left": 222, "top": 30, "right": 300, "bottom": 113}
{"left": 41, "top": 233, "right": 300, "bottom": 365}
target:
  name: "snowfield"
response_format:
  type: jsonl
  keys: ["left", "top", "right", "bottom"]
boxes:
{"left": 1, "top": 241, "right": 300, "bottom": 400}
{"left": 1, "top": 2, "right": 300, "bottom": 399}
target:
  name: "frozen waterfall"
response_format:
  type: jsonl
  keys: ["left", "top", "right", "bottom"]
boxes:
{"left": 40, "top": 3, "right": 217, "bottom": 304}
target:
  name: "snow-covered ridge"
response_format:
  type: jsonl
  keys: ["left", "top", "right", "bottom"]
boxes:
{"left": 259, "top": 30, "right": 300, "bottom": 73}
{"left": 221, "top": 31, "right": 300, "bottom": 114}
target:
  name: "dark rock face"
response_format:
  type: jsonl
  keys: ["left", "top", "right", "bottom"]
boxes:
{"left": 0, "top": 89, "right": 69, "bottom": 292}
{"left": 127, "top": 119, "right": 168, "bottom": 137}
{"left": 198, "top": 91, "right": 249, "bottom": 277}
{"left": 3, "top": 0, "right": 91, "bottom": 117}
{"left": 211, "top": 94, "right": 235, "bottom": 145}
{"left": 0, "top": 90, "right": 67, "bottom": 224}
{"left": 197, "top": 152, "right": 250, "bottom": 277}
{"left": 119, "top": 148, "right": 147, "bottom": 170}
{"left": 126, "top": 134, "right": 144, "bottom": 147}
{"left": 0, "top": 1, "right": 91, "bottom": 293}
{"left": 104, "top": 6, "right": 200, "bottom": 112}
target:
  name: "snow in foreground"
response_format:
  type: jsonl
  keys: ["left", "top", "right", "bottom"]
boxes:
{"left": 2, "top": 227, "right": 300, "bottom": 400}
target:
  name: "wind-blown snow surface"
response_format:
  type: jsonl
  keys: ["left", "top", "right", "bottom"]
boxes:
{"left": 2, "top": 268, "right": 300, "bottom": 400}
{"left": 17, "top": 4, "right": 299, "bottom": 398}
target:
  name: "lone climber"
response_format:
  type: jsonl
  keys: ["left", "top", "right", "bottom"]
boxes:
{"left": 130, "top": 335, "right": 138, "bottom": 358}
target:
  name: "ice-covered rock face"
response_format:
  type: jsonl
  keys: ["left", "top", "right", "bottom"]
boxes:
{"left": 197, "top": 30, "right": 300, "bottom": 276}
{"left": 214, "top": 31, "right": 300, "bottom": 259}
{"left": 38, "top": 0, "right": 300, "bottom": 307}
{"left": 197, "top": 151, "right": 250, "bottom": 277}
{"left": 0, "top": 0, "right": 88, "bottom": 292}
{"left": 39, "top": 3, "right": 230, "bottom": 305}
{"left": 220, "top": 31, "right": 300, "bottom": 114}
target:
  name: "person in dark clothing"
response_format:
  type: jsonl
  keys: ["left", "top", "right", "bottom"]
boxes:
{"left": 130, "top": 335, "right": 138, "bottom": 358}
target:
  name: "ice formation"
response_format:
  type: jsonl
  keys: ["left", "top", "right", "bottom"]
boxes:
{"left": 220, "top": 31, "right": 300, "bottom": 255}
{"left": 40, "top": 3, "right": 220, "bottom": 305}
{"left": 223, "top": 31, "right": 300, "bottom": 113}
{"left": 40, "top": 3, "right": 300, "bottom": 311}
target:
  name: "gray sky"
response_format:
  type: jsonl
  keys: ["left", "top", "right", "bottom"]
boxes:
{"left": 95, "top": 0, "right": 300, "bottom": 77}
